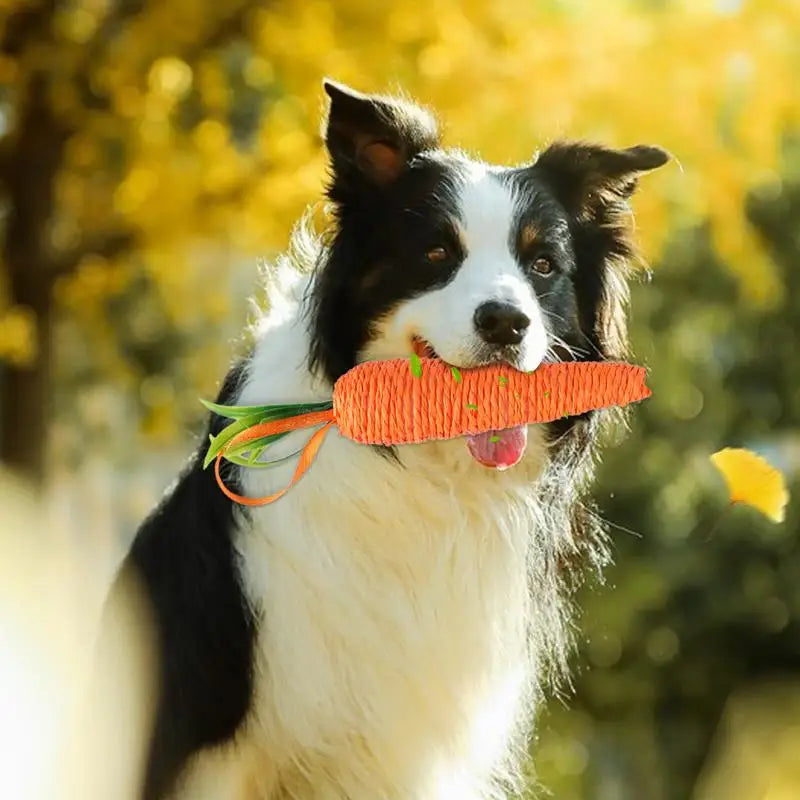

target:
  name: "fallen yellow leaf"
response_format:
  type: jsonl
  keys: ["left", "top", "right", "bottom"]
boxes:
{"left": 710, "top": 448, "right": 789, "bottom": 523}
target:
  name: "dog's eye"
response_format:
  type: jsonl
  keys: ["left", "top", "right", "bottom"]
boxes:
{"left": 425, "top": 246, "right": 449, "bottom": 264}
{"left": 532, "top": 256, "right": 553, "bottom": 276}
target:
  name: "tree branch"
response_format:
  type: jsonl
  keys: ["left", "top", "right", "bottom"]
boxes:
{"left": 49, "top": 229, "right": 138, "bottom": 279}
{"left": 88, "top": 0, "right": 148, "bottom": 49}
{"left": 76, "top": 2, "right": 256, "bottom": 113}
{"left": 0, "top": 137, "right": 8, "bottom": 190}
{"left": 0, "top": 0, "right": 56, "bottom": 56}
{"left": 183, "top": 3, "right": 254, "bottom": 61}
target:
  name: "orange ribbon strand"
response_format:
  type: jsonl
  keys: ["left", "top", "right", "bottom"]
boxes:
{"left": 214, "top": 409, "right": 335, "bottom": 506}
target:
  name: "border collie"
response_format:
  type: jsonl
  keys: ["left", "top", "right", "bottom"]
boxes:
{"left": 97, "top": 80, "right": 668, "bottom": 800}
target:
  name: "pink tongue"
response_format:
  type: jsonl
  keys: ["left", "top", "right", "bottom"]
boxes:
{"left": 466, "top": 425, "right": 528, "bottom": 470}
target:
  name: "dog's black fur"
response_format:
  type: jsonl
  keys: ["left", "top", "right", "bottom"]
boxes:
{"left": 121, "top": 363, "right": 255, "bottom": 800}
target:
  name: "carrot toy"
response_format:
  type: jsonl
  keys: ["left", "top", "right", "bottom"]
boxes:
{"left": 203, "top": 358, "right": 651, "bottom": 506}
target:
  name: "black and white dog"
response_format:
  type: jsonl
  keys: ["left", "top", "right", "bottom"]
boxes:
{"left": 103, "top": 80, "right": 668, "bottom": 799}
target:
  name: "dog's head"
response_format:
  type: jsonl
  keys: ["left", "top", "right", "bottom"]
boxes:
{"left": 309, "top": 79, "right": 668, "bottom": 384}
{"left": 307, "top": 79, "right": 667, "bottom": 471}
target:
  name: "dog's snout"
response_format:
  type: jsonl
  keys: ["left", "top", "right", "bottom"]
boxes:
{"left": 473, "top": 301, "right": 530, "bottom": 346}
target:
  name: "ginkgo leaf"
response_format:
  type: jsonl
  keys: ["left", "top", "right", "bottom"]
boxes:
{"left": 710, "top": 447, "right": 789, "bottom": 523}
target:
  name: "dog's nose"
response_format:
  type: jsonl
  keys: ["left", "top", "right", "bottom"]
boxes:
{"left": 473, "top": 301, "right": 530, "bottom": 346}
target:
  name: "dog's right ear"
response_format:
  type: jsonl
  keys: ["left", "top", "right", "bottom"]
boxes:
{"left": 322, "top": 79, "right": 440, "bottom": 194}
{"left": 533, "top": 141, "right": 670, "bottom": 217}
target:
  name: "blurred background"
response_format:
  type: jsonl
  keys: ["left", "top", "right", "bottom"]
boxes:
{"left": 0, "top": 0, "right": 798, "bottom": 798}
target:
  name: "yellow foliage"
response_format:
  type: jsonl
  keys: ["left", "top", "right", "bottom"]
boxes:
{"left": 0, "top": 306, "right": 37, "bottom": 366}
{"left": 33, "top": 6, "right": 800, "bottom": 275}
{"left": 6, "top": 2, "right": 796, "bottom": 276}
{"left": 710, "top": 447, "right": 789, "bottom": 523}
{"left": 1, "top": 0, "right": 798, "bottom": 443}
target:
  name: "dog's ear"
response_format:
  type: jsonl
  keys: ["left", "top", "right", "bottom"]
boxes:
{"left": 322, "top": 79, "right": 440, "bottom": 191}
{"left": 534, "top": 142, "right": 669, "bottom": 363}
{"left": 534, "top": 141, "right": 670, "bottom": 216}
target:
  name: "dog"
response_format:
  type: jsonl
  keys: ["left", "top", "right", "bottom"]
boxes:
{"left": 97, "top": 79, "right": 668, "bottom": 800}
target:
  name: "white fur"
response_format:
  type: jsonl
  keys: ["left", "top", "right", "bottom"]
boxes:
{"left": 172, "top": 215, "right": 570, "bottom": 798}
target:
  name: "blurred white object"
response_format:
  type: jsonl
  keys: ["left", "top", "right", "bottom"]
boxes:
{"left": 0, "top": 468, "right": 156, "bottom": 800}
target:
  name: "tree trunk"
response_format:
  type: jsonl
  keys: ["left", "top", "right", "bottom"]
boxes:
{"left": 1, "top": 8, "right": 136, "bottom": 484}
{"left": 0, "top": 274, "right": 52, "bottom": 484}
{"left": 0, "top": 73, "right": 67, "bottom": 486}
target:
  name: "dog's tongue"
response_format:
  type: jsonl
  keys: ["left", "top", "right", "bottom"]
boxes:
{"left": 466, "top": 425, "right": 528, "bottom": 470}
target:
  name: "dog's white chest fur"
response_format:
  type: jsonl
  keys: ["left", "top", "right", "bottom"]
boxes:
{"left": 240, "top": 435, "right": 545, "bottom": 799}
{"left": 175, "top": 282, "right": 554, "bottom": 800}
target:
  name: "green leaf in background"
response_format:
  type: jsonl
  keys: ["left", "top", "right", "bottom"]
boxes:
{"left": 409, "top": 353, "right": 423, "bottom": 377}
{"left": 450, "top": 366, "right": 462, "bottom": 383}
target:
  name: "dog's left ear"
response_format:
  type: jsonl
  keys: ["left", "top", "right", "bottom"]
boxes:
{"left": 534, "top": 141, "right": 670, "bottom": 215}
{"left": 322, "top": 79, "right": 440, "bottom": 191}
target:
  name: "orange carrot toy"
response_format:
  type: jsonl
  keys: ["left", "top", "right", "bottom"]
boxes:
{"left": 204, "top": 358, "right": 651, "bottom": 506}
